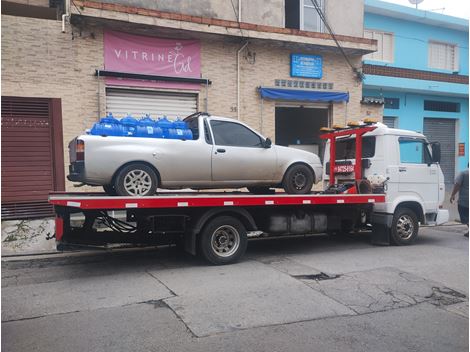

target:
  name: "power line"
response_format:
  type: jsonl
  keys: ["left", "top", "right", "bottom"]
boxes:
{"left": 229, "top": 0, "right": 245, "bottom": 38}
{"left": 309, "top": 0, "right": 364, "bottom": 80}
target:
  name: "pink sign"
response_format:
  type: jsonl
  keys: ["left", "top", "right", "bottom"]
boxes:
{"left": 104, "top": 31, "right": 201, "bottom": 90}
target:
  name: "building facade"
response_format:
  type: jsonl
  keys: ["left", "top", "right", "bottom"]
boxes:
{"left": 363, "top": 0, "right": 469, "bottom": 185}
{"left": 2, "top": 0, "right": 378, "bottom": 219}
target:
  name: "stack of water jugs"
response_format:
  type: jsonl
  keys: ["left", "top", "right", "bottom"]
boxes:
{"left": 89, "top": 113, "right": 193, "bottom": 140}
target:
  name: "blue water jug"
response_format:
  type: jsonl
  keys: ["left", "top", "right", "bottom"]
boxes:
{"left": 172, "top": 117, "right": 193, "bottom": 140}
{"left": 120, "top": 114, "right": 139, "bottom": 137}
{"left": 136, "top": 115, "right": 163, "bottom": 138}
{"left": 156, "top": 116, "right": 173, "bottom": 138}
{"left": 90, "top": 113, "right": 123, "bottom": 136}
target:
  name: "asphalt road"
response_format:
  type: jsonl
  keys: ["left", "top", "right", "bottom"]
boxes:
{"left": 2, "top": 225, "right": 468, "bottom": 352}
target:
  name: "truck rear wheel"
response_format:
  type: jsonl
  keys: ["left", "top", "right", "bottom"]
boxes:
{"left": 199, "top": 216, "right": 247, "bottom": 265}
{"left": 390, "top": 207, "right": 419, "bottom": 245}
{"left": 114, "top": 163, "right": 158, "bottom": 197}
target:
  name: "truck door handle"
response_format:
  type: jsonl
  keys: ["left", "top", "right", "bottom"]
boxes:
{"left": 399, "top": 167, "right": 407, "bottom": 172}
{"left": 216, "top": 148, "right": 226, "bottom": 153}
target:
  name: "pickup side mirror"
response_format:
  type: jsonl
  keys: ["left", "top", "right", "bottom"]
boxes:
{"left": 264, "top": 137, "right": 272, "bottom": 148}
{"left": 431, "top": 142, "right": 441, "bottom": 163}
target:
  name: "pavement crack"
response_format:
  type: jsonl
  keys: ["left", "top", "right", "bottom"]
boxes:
{"left": 145, "top": 270, "right": 177, "bottom": 297}
{"left": 2, "top": 310, "right": 81, "bottom": 324}
{"left": 143, "top": 271, "right": 197, "bottom": 338}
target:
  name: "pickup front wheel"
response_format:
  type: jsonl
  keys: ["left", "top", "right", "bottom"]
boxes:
{"left": 114, "top": 163, "right": 158, "bottom": 197}
{"left": 282, "top": 164, "right": 314, "bottom": 194}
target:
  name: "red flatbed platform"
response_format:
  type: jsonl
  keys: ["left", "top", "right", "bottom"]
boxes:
{"left": 49, "top": 192, "right": 385, "bottom": 210}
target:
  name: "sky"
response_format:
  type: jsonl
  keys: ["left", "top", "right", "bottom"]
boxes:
{"left": 382, "top": 0, "right": 470, "bottom": 19}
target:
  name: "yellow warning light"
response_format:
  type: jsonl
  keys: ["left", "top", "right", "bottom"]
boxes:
{"left": 363, "top": 118, "right": 378, "bottom": 124}
{"left": 332, "top": 124, "right": 345, "bottom": 130}
{"left": 320, "top": 127, "right": 334, "bottom": 132}
{"left": 347, "top": 121, "right": 361, "bottom": 127}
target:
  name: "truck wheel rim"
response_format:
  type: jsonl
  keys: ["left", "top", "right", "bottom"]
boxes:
{"left": 396, "top": 215, "right": 414, "bottom": 240}
{"left": 124, "top": 170, "right": 152, "bottom": 196}
{"left": 211, "top": 225, "right": 240, "bottom": 257}
{"left": 292, "top": 172, "right": 307, "bottom": 190}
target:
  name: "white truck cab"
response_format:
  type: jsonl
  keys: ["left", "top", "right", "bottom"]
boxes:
{"left": 323, "top": 122, "right": 449, "bottom": 240}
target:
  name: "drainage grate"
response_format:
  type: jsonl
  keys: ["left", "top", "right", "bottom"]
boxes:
{"left": 292, "top": 272, "right": 340, "bottom": 281}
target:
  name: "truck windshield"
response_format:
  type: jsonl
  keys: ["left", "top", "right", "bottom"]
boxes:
{"left": 335, "top": 136, "right": 375, "bottom": 160}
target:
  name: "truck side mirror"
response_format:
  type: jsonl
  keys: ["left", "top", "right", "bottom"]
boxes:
{"left": 431, "top": 142, "right": 441, "bottom": 163}
{"left": 264, "top": 137, "right": 272, "bottom": 148}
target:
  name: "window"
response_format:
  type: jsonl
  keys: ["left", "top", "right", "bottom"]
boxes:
{"left": 285, "top": 0, "right": 324, "bottom": 33}
{"left": 302, "top": 0, "right": 324, "bottom": 32}
{"left": 185, "top": 116, "right": 199, "bottom": 140}
{"left": 384, "top": 98, "right": 399, "bottom": 110}
{"left": 364, "top": 30, "right": 394, "bottom": 63}
{"left": 399, "top": 139, "right": 432, "bottom": 164}
{"left": 428, "top": 41, "right": 458, "bottom": 71}
{"left": 335, "top": 136, "right": 376, "bottom": 160}
{"left": 383, "top": 117, "right": 398, "bottom": 128}
{"left": 210, "top": 120, "right": 263, "bottom": 147}
{"left": 203, "top": 119, "right": 212, "bottom": 144}
{"left": 1, "top": 0, "right": 62, "bottom": 20}
{"left": 424, "top": 100, "right": 460, "bottom": 113}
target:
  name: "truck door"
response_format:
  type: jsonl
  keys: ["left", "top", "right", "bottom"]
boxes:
{"left": 209, "top": 120, "right": 277, "bottom": 182}
{"left": 398, "top": 138, "right": 439, "bottom": 212}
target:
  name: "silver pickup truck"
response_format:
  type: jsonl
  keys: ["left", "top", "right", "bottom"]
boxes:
{"left": 68, "top": 112, "right": 323, "bottom": 196}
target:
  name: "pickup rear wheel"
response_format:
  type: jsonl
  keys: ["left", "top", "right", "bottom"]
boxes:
{"left": 282, "top": 164, "right": 314, "bottom": 194}
{"left": 390, "top": 207, "right": 419, "bottom": 245}
{"left": 114, "top": 163, "right": 158, "bottom": 197}
{"left": 247, "top": 187, "right": 273, "bottom": 194}
{"left": 199, "top": 216, "right": 247, "bottom": 265}
{"left": 103, "top": 184, "right": 117, "bottom": 196}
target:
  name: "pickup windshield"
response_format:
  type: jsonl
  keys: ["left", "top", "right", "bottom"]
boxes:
{"left": 335, "top": 136, "right": 376, "bottom": 160}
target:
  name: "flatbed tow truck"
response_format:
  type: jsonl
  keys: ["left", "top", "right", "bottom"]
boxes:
{"left": 49, "top": 121, "right": 446, "bottom": 264}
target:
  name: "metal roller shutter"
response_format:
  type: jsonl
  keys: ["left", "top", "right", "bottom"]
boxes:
{"left": 423, "top": 118, "right": 456, "bottom": 184}
{"left": 106, "top": 89, "right": 198, "bottom": 120}
{"left": 1, "top": 97, "right": 55, "bottom": 219}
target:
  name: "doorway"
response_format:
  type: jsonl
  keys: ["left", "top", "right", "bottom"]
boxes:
{"left": 275, "top": 106, "right": 329, "bottom": 159}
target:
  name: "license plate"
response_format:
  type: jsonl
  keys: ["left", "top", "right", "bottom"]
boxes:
{"left": 334, "top": 164, "right": 354, "bottom": 173}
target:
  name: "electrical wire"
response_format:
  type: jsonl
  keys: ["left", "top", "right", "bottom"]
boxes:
{"left": 96, "top": 211, "right": 138, "bottom": 233}
{"left": 71, "top": 0, "right": 82, "bottom": 15}
{"left": 309, "top": 0, "right": 364, "bottom": 80}
{"left": 229, "top": 0, "right": 245, "bottom": 38}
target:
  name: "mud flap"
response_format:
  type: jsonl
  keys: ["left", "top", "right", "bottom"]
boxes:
{"left": 371, "top": 213, "right": 392, "bottom": 245}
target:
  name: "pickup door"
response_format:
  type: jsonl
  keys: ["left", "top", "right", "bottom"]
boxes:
{"left": 209, "top": 120, "right": 277, "bottom": 182}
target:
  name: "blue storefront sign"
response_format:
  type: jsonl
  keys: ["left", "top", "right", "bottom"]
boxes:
{"left": 291, "top": 54, "right": 323, "bottom": 79}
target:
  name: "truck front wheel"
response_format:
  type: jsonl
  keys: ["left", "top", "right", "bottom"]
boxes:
{"left": 390, "top": 207, "right": 419, "bottom": 245}
{"left": 199, "top": 216, "right": 248, "bottom": 265}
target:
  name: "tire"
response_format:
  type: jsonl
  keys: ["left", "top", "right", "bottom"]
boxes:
{"left": 199, "top": 216, "right": 247, "bottom": 265}
{"left": 103, "top": 184, "right": 117, "bottom": 196}
{"left": 114, "top": 163, "right": 158, "bottom": 197}
{"left": 247, "top": 187, "right": 273, "bottom": 195}
{"left": 390, "top": 207, "right": 419, "bottom": 245}
{"left": 282, "top": 164, "right": 314, "bottom": 194}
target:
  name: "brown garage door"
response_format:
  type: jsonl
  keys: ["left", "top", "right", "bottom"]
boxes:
{"left": 1, "top": 97, "right": 64, "bottom": 219}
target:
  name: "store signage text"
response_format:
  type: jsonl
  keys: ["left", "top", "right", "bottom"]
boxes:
{"left": 275, "top": 79, "right": 334, "bottom": 90}
{"left": 104, "top": 30, "right": 201, "bottom": 89}
{"left": 290, "top": 54, "right": 323, "bottom": 79}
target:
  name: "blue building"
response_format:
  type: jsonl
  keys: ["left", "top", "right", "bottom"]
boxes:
{"left": 363, "top": 0, "right": 469, "bottom": 184}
